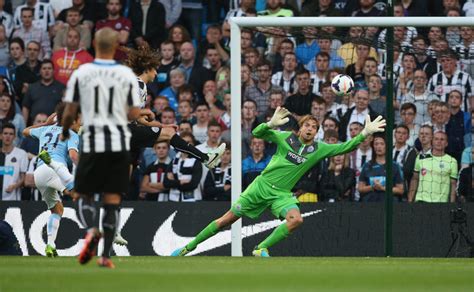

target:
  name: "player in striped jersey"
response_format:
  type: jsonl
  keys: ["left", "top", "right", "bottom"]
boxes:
{"left": 125, "top": 47, "right": 226, "bottom": 169}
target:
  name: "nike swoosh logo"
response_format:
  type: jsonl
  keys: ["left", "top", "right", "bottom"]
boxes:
{"left": 152, "top": 210, "right": 324, "bottom": 256}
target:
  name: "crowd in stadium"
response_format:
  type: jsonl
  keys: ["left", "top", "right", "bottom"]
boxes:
{"left": 0, "top": 0, "right": 472, "bottom": 203}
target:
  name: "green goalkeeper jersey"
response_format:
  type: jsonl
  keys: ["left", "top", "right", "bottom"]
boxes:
{"left": 252, "top": 123, "right": 366, "bottom": 191}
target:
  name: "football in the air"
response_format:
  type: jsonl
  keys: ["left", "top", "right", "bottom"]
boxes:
{"left": 331, "top": 74, "right": 354, "bottom": 96}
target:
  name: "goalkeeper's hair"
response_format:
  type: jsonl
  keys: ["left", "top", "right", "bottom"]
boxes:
{"left": 124, "top": 46, "right": 161, "bottom": 75}
{"left": 298, "top": 115, "right": 320, "bottom": 129}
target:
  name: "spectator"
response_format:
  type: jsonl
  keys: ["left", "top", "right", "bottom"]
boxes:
{"left": 241, "top": 99, "right": 259, "bottom": 158}
{"left": 205, "top": 45, "right": 224, "bottom": 79}
{"left": 53, "top": 7, "right": 92, "bottom": 51}
{"left": 0, "top": 123, "right": 28, "bottom": 201}
{"left": 284, "top": 68, "right": 316, "bottom": 122}
{"left": 95, "top": 0, "right": 131, "bottom": 61}
{"left": 457, "top": 162, "right": 473, "bottom": 202}
{"left": 321, "top": 81, "right": 347, "bottom": 121}
{"left": 12, "top": 7, "right": 51, "bottom": 59}
{"left": 225, "top": 0, "right": 254, "bottom": 20}
{"left": 241, "top": 63, "right": 254, "bottom": 96}
{"left": 399, "top": 102, "right": 420, "bottom": 146}
{"left": 307, "top": 33, "right": 345, "bottom": 72}
{"left": 177, "top": 84, "right": 194, "bottom": 103}
{"left": 215, "top": 66, "right": 230, "bottom": 101}
{"left": 395, "top": 53, "right": 417, "bottom": 107}
{"left": 310, "top": 52, "right": 330, "bottom": 96}
{"left": 13, "top": 0, "right": 55, "bottom": 33}
{"left": 176, "top": 99, "right": 195, "bottom": 125}
{"left": 163, "top": 132, "right": 203, "bottom": 202}
{"left": 198, "top": 25, "right": 229, "bottom": 67}
{"left": 0, "top": 24, "right": 9, "bottom": 67}
{"left": 22, "top": 60, "right": 65, "bottom": 125}
{"left": 51, "top": 27, "right": 93, "bottom": 85}
{"left": 393, "top": 124, "right": 413, "bottom": 170}
{"left": 158, "top": 0, "right": 182, "bottom": 28}
{"left": 367, "top": 74, "right": 386, "bottom": 116}
{"left": 408, "top": 131, "right": 458, "bottom": 203}
{"left": 178, "top": 120, "right": 192, "bottom": 135}
{"left": 152, "top": 95, "right": 169, "bottom": 120}
{"left": 7, "top": 38, "right": 25, "bottom": 81}
{"left": 49, "top": 0, "right": 72, "bottom": 18}
{"left": 196, "top": 121, "right": 223, "bottom": 196}
{"left": 129, "top": 0, "right": 166, "bottom": 49}
{"left": 207, "top": 90, "right": 230, "bottom": 131}
{"left": 400, "top": 69, "right": 438, "bottom": 126}
{"left": 178, "top": 41, "right": 213, "bottom": 101}
{"left": 244, "top": 59, "right": 282, "bottom": 116}
{"left": 271, "top": 52, "right": 297, "bottom": 95}
{"left": 320, "top": 153, "right": 356, "bottom": 202}
{"left": 353, "top": 57, "right": 378, "bottom": 89}
{"left": 178, "top": 0, "right": 203, "bottom": 42}
{"left": 160, "top": 106, "right": 177, "bottom": 126}
{"left": 13, "top": 41, "right": 41, "bottom": 102}
{"left": 348, "top": 121, "right": 372, "bottom": 201}
{"left": 243, "top": 47, "right": 260, "bottom": 80}
{"left": 358, "top": 133, "right": 404, "bottom": 202}
{"left": 411, "top": 36, "right": 439, "bottom": 80}
{"left": 151, "top": 40, "right": 179, "bottom": 94}
{"left": 267, "top": 38, "right": 294, "bottom": 74}
{"left": 446, "top": 89, "right": 471, "bottom": 163}
{"left": 461, "top": 145, "right": 473, "bottom": 169}
{"left": 258, "top": 0, "right": 294, "bottom": 17}
{"left": 0, "top": 0, "right": 13, "bottom": 36}
{"left": 317, "top": 116, "right": 339, "bottom": 142}
{"left": 167, "top": 24, "right": 191, "bottom": 54}
{"left": 432, "top": 101, "right": 450, "bottom": 132}
{"left": 192, "top": 102, "right": 210, "bottom": 144}
{"left": 338, "top": 28, "right": 378, "bottom": 66}
{"left": 295, "top": 27, "right": 320, "bottom": 66}
{"left": 203, "top": 143, "right": 231, "bottom": 201}
{"left": 352, "top": 0, "right": 384, "bottom": 17}
{"left": 454, "top": 26, "right": 474, "bottom": 77}
{"left": 301, "top": 0, "right": 342, "bottom": 16}
{"left": 159, "top": 68, "right": 185, "bottom": 112}
{"left": 242, "top": 136, "right": 270, "bottom": 190}
{"left": 339, "top": 89, "right": 378, "bottom": 141}
{"left": 428, "top": 50, "right": 473, "bottom": 113}
{"left": 311, "top": 97, "right": 327, "bottom": 134}
{"left": 140, "top": 141, "right": 172, "bottom": 201}
{"left": 0, "top": 93, "right": 24, "bottom": 144}
{"left": 56, "top": 0, "right": 97, "bottom": 31}
{"left": 345, "top": 41, "right": 371, "bottom": 80}
{"left": 20, "top": 112, "right": 46, "bottom": 159}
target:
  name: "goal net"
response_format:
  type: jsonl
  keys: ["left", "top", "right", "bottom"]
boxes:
{"left": 229, "top": 17, "right": 474, "bottom": 256}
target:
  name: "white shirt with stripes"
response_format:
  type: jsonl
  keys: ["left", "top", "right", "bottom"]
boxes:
{"left": 427, "top": 69, "right": 474, "bottom": 112}
{"left": 310, "top": 73, "right": 326, "bottom": 97}
{"left": 14, "top": 2, "right": 55, "bottom": 31}
{"left": 271, "top": 71, "right": 296, "bottom": 95}
{"left": 137, "top": 77, "right": 148, "bottom": 108}
{"left": 64, "top": 59, "right": 140, "bottom": 153}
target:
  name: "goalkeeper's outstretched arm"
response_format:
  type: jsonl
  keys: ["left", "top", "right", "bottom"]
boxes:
{"left": 252, "top": 106, "right": 291, "bottom": 142}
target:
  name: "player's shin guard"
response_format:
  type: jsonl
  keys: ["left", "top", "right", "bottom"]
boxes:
{"left": 49, "top": 161, "right": 74, "bottom": 190}
{"left": 257, "top": 223, "right": 289, "bottom": 249}
{"left": 170, "top": 134, "right": 208, "bottom": 162}
{"left": 185, "top": 220, "right": 219, "bottom": 251}
{"left": 47, "top": 213, "right": 61, "bottom": 248}
{"left": 102, "top": 204, "right": 119, "bottom": 258}
{"left": 76, "top": 197, "right": 97, "bottom": 229}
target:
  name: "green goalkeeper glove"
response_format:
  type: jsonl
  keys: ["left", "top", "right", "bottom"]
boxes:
{"left": 361, "top": 115, "right": 386, "bottom": 137}
{"left": 267, "top": 106, "right": 290, "bottom": 128}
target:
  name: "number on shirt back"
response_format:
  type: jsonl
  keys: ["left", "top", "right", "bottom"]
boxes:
{"left": 94, "top": 85, "right": 115, "bottom": 115}
{"left": 43, "top": 132, "right": 59, "bottom": 150}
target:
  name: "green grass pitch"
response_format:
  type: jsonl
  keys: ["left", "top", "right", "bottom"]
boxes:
{"left": 1, "top": 257, "right": 473, "bottom": 291}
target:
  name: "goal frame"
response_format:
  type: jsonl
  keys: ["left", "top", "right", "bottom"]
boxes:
{"left": 229, "top": 16, "right": 474, "bottom": 257}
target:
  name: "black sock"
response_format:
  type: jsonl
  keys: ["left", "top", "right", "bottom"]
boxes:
{"left": 170, "top": 134, "right": 208, "bottom": 162}
{"left": 102, "top": 204, "right": 119, "bottom": 258}
{"left": 76, "top": 197, "right": 97, "bottom": 229}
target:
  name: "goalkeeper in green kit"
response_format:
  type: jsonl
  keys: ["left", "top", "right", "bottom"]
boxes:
{"left": 172, "top": 107, "right": 386, "bottom": 257}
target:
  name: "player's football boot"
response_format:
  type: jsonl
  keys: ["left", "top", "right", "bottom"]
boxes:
{"left": 171, "top": 246, "right": 191, "bottom": 256}
{"left": 97, "top": 257, "right": 115, "bottom": 269}
{"left": 252, "top": 247, "right": 270, "bottom": 257}
{"left": 113, "top": 232, "right": 128, "bottom": 246}
{"left": 45, "top": 244, "right": 58, "bottom": 257}
{"left": 205, "top": 143, "right": 226, "bottom": 169}
{"left": 38, "top": 149, "right": 51, "bottom": 165}
{"left": 78, "top": 228, "right": 101, "bottom": 265}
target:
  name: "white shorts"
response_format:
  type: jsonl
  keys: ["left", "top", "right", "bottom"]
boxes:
{"left": 34, "top": 164, "right": 65, "bottom": 209}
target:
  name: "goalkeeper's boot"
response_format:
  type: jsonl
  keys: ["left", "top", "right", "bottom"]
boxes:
{"left": 78, "top": 228, "right": 101, "bottom": 265}
{"left": 252, "top": 247, "right": 270, "bottom": 257}
{"left": 204, "top": 143, "right": 226, "bottom": 169}
{"left": 171, "top": 246, "right": 192, "bottom": 256}
{"left": 97, "top": 257, "right": 115, "bottom": 269}
{"left": 38, "top": 149, "right": 51, "bottom": 165}
{"left": 45, "top": 244, "right": 58, "bottom": 257}
{"left": 113, "top": 232, "right": 128, "bottom": 246}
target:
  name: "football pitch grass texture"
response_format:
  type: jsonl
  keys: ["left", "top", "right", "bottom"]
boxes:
{"left": 1, "top": 257, "right": 473, "bottom": 292}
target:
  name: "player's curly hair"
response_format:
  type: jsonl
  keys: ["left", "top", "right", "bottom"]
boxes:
{"left": 124, "top": 46, "right": 161, "bottom": 75}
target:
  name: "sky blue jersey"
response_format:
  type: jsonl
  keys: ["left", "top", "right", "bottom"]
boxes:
{"left": 30, "top": 124, "right": 80, "bottom": 167}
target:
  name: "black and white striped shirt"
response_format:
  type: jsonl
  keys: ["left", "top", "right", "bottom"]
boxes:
{"left": 271, "top": 71, "right": 296, "bottom": 94}
{"left": 427, "top": 69, "right": 473, "bottom": 112}
{"left": 310, "top": 73, "right": 326, "bottom": 97}
{"left": 64, "top": 59, "right": 140, "bottom": 153}
{"left": 13, "top": 2, "right": 55, "bottom": 32}
{"left": 0, "top": 11, "right": 13, "bottom": 36}
{"left": 137, "top": 77, "right": 147, "bottom": 108}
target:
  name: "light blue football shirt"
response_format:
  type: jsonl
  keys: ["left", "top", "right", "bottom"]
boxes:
{"left": 30, "top": 124, "right": 80, "bottom": 167}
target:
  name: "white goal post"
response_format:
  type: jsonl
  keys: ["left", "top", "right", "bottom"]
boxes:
{"left": 228, "top": 16, "right": 474, "bottom": 257}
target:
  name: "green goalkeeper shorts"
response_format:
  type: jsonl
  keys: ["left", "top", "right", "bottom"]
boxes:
{"left": 231, "top": 176, "right": 300, "bottom": 219}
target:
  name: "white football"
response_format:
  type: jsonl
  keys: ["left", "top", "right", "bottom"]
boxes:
{"left": 331, "top": 74, "right": 354, "bottom": 96}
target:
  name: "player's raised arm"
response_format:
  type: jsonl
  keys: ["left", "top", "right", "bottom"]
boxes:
{"left": 252, "top": 106, "right": 291, "bottom": 142}
{"left": 322, "top": 115, "right": 386, "bottom": 157}
{"left": 22, "top": 112, "right": 57, "bottom": 138}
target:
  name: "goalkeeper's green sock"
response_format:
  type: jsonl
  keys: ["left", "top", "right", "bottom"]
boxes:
{"left": 186, "top": 221, "right": 219, "bottom": 251}
{"left": 257, "top": 223, "right": 290, "bottom": 249}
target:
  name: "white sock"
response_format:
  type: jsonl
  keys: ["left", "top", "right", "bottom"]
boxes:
{"left": 49, "top": 161, "right": 75, "bottom": 191}
{"left": 47, "top": 213, "right": 61, "bottom": 248}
